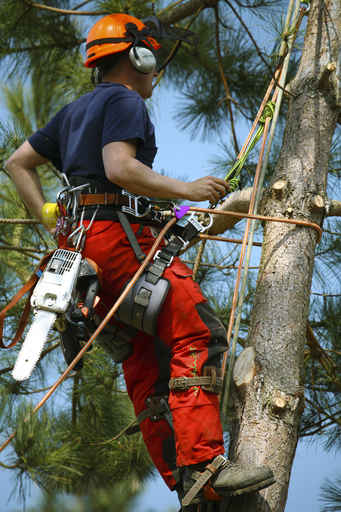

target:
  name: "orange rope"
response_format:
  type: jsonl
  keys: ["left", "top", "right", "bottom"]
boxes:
{"left": 221, "top": 114, "right": 272, "bottom": 378}
{"left": 199, "top": 234, "right": 262, "bottom": 247}
{"left": 191, "top": 207, "right": 323, "bottom": 242}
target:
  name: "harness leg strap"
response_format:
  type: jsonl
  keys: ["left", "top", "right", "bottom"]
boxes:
{"left": 117, "top": 210, "right": 146, "bottom": 262}
{"left": 182, "top": 455, "right": 227, "bottom": 507}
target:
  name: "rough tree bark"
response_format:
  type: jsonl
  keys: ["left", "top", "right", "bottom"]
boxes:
{"left": 225, "top": 1, "right": 341, "bottom": 511}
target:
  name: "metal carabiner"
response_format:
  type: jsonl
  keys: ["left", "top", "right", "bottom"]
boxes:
{"left": 186, "top": 211, "right": 213, "bottom": 233}
{"left": 121, "top": 190, "right": 151, "bottom": 218}
{"left": 68, "top": 206, "right": 99, "bottom": 252}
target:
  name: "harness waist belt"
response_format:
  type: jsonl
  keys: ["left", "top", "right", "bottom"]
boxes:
{"left": 79, "top": 193, "right": 130, "bottom": 207}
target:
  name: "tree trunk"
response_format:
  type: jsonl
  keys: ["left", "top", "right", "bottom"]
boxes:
{"left": 226, "top": 1, "right": 340, "bottom": 511}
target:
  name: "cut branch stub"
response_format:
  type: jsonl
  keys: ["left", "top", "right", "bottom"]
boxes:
{"left": 271, "top": 179, "right": 288, "bottom": 199}
{"left": 311, "top": 194, "right": 325, "bottom": 211}
{"left": 233, "top": 346, "right": 256, "bottom": 390}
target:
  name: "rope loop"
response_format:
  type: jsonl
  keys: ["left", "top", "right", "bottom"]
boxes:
{"left": 301, "top": 0, "right": 311, "bottom": 14}
{"left": 228, "top": 175, "right": 240, "bottom": 192}
{"left": 259, "top": 101, "right": 276, "bottom": 123}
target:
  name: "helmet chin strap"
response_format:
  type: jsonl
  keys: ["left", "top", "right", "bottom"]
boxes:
{"left": 91, "top": 67, "right": 103, "bottom": 85}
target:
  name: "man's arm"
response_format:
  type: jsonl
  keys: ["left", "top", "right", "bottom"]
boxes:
{"left": 5, "top": 141, "right": 48, "bottom": 223}
{"left": 103, "top": 140, "right": 229, "bottom": 204}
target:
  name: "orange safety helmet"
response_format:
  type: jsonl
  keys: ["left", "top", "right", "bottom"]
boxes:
{"left": 85, "top": 13, "right": 160, "bottom": 68}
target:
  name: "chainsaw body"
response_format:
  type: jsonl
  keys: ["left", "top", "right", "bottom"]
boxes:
{"left": 12, "top": 249, "right": 83, "bottom": 381}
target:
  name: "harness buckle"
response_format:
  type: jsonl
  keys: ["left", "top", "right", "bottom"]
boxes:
{"left": 187, "top": 211, "right": 213, "bottom": 233}
{"left": 121, "top": 190, "right": 151, "bottom": 217}
{"left": 153, "top": 249, "right": 174, "bottom": 267}
{"left": 170, "top": 376, "right": 190, "bottom": 391}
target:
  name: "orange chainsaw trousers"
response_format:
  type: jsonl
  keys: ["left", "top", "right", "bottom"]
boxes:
{"left": 62, "top": 220, "right": 226, "bottom": 490}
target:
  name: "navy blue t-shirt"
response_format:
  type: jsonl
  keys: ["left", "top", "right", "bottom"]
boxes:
{"left": 28, "top": 83, "right": 157, "bottom": 187}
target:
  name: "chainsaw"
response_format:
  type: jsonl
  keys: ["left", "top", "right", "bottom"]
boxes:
{"left": 12, "top": 249, "right": 83, "bottom": 381}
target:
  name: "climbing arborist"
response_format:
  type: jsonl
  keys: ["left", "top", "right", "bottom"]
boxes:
{"left": 5, "top": 13, "right": 274, "bottom": 508}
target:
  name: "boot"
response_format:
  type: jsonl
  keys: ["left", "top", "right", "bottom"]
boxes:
{"left": 181, "top": 455, "right": 275, "bottom": 507}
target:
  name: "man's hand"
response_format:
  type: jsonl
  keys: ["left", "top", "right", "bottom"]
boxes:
{"left": 184, "top": 176, "right": 230, "bottom": 203}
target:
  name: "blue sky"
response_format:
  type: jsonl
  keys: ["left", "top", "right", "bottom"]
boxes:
{"left": 1, "top": 57, "right": 341, "bottom": 512}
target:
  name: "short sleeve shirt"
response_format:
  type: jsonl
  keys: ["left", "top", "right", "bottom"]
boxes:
{"left": 28, "top": 83, "right": 157, "bottom": 187}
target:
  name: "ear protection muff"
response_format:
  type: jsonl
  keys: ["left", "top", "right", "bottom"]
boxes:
{"left": 129, "top": 46, "right": 156, "bottom": 73}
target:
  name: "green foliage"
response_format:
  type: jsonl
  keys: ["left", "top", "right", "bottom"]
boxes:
{"left": 95, "top": 0, "right": 159, "bottom": 18}
{"left": 4, "top": 346, "right": 153, "bottom": 504}
{"left": 166, "top": 10, "right": 270, "bottom": 140}
{"left": 0, "top": 0, "right": 83, "bottom": 77}
{"left": 320, "top": 478, "right": 341, "bottom": 512}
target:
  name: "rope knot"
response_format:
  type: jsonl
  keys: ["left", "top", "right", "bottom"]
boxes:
{"left": 260, "top": 101, "right": 276, "bottom": 123}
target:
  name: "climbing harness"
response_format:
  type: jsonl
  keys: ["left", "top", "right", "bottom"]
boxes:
{"left": 64, "top": 175, "right": 214, "bottom": 337}
{"left": 115, "top": 208, "right": 213, "bottom": 335}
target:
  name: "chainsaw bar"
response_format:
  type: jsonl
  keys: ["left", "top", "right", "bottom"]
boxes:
{"left": 12, "top": 310, "right": 57, "bottom": 381}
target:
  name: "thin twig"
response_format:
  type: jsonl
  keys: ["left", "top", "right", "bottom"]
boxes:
{"left": 305, "top": 397, "right": 341, "bottom": 428}
{"left": 153, "top": 6, "right": 204, "bottom": 86}
{"left": 0, "top": 342, "right": 60, "bottom": 376}
{"left": 214, "top": 5, "right": 239, "bottom": 154}
{"left": 0, "top": 461, "right": 18, "bottom": 469}
{"left": 0, "top": 245, "right": 43, "bottom": 253}
{"left": 182, "top": 259, "right": 259, "bottom": 270}
{"left": 158, "top": 0, "right": 186, "bottom": 17}
{"left": 23, "top": 0, "right": 106, "bottom": 16}
{"left": 0, "top": 218, "right": 40, "bottom": 224}
{"left": 311, "top": 292, "right": 341, "bottom": 297}
{"left": 223, "top": 0, "right": 296, "bottom": 97}
{"left": 74, "top": 0, "right": 93, "bottom": 9}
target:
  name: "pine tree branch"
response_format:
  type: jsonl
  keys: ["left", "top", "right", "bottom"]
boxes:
{"left": 323, "top": 230, "right": 341, "bottom": 236}
{"left": 210, "top": 188, "right": 341, "bottom": 236}
{"left": 0, "top": 244, "right": 42, "bottom": 253}
{"left": 0, "top": 218, "right": 40, "bottom": 224}
{"left": 329, "top": 200, "right": 341, "bottom": 216}
{"left": 22, "top": 0, "right": 107, "bottom": 16}
{"left": 74, "top": 0, "right": 93, "bottom": 9}
{"left": 154, "top": 5, "right": 204, "bottom": 82}
{"left": 305, "top": 397, "right": 341, "bottom": 428}
{"left": 223, "top": 0, "right": 274, "bottom": 74}
{"left": 0, "top": 342, "right": 60, "bottom": 376}
{"left": 214, "top": 4, "right": 239, "bottom": 154}
{"left": 181, "top": 259, "right": 259, "bottom": 269}
{"left": 0, "top": 41, "right": 85, "bottom": 55}
{"left": 158, "top": 0, "right": 188, "bottom": 17}
{"left": 209, "top": 186, "right": 254, "bottom": 234}
{"left": 0, "top": 461, "right": 19, "bottom": 469}
{"left": 21, "top": 0, "right": 219, "bottom": 21}
{"left": 223, "top": 0, "right": 296, "bottom": 98}
{"left": 72, "top": 373, "right": 80, "bottom": 427}
{"left": 159, "top": 0, "right": 218, "bottom": 24}
{"left": 300, "top": 417, "right": 335, "bottom": 436}
{"left": 311, "top": 292, "right": 341, "bottom": 297}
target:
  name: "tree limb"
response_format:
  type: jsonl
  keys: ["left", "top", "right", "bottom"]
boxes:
{"left": 209, "top": 187, "right": 254, "bottom": 234}
{"left": 23, "top": 0, "right": 218, "bottom": 21}
{"left": 329, "top": 199, "right": 341, "bottom": 217}
{"left": 22, "top": 0, "right": 106, "bottom": 16}
{"left": 159, "top": 0, "right": 218, "bottom": 24}
{"left": 209, "top": 188, "right": 341, "bottom": 236}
